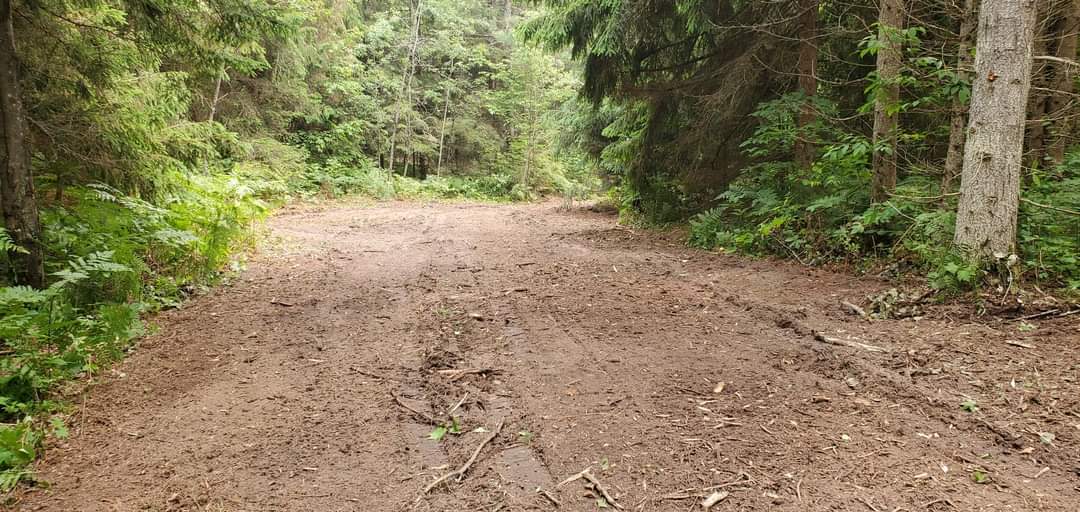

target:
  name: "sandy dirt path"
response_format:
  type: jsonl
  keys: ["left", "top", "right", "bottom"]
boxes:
{"left": 15, "top": 201, "right": 1080, "bottom": 511}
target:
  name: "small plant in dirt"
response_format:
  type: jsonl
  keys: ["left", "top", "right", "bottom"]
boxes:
{"left": 428, "top": 418, "right": 462, "bottom": 441}
{"left": 960, "top": 399, "right": 978, "bottom": 413}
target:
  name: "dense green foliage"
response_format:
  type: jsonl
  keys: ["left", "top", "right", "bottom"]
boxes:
{"left": 526, "top": 0, "right": 1079, "bottom": 291}
{"left": 0, "top": 0, "right": 592, "bottom": 488}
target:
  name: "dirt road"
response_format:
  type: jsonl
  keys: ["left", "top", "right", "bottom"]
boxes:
{"left": 16, "top": 201, "right": 1080, "bottom": 511}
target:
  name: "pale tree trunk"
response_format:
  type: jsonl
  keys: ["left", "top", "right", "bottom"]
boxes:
{"left": 871, "top": 0, "right": 906, "bottom": 202}
{"left": 954, "top": 0, "right": 1039, "bottom": 258}
{"left": 388, "top": 0, "right": 422, "bottom": 176}
{"left": 942, "top": 0, "right": 976, "bottom": 194}
{"left": 208, "top": 72, "right": 223, "bottom": 123}
{"left": 793, "top": 0, "right": 819, "bottom": 170}
{"left": 0, "top": 0, "right": 44, "bottom": 288}
{"left": 436, "top": 59, "right": 455, "bottom": 177}
{"left": 503, "top": 0, "right": 512, "bottom": 30}
{"left": 1046, "top": 0, "right": 1080, "bottom": 163}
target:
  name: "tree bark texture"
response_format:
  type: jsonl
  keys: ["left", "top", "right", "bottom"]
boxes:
{"left": 954, "top": 0, "right": 1039, "bottom": 257}
{"left": 943, "top": 0, "right": 976, "bottom": 194}
{"left": 1046, "top": 0, "right": 1080, "bottom": 163}
{"left": 871, "top": 0, "right": 906, "bottom": 202}
{"left": 0, "top": 0, "right": 44, "bottom": 288}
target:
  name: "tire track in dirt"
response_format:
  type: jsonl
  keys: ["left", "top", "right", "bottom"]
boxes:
{"left": 14, "top": 201, "right": 1079, "bottom": 512}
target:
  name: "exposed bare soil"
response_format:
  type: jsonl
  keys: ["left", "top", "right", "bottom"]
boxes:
{"left": 13, "top": 201, "right": 1080, "bottom": 511}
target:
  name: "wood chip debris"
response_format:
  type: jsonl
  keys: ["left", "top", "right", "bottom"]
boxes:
{"left": 701, "top": 490, "right": 729, "bottom": 509}
{"left": 423, "top": 419, "right": 505, "bottom": 493}
{"left": 557, "top": 468, "right": 623, "bottom": 510}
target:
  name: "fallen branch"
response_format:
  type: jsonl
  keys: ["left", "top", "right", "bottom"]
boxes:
{"left": 812, "top": 331, "right": 889, "bottom": 353}
{"left": 447, "top": 393, "right": 469, "bottom": 416}
{"left": 841, "top": 301, "right": 868, "bottom": 318}
{"left": 701, "top": 490, "right": 730, "bottom": 509}
{"left": 1004, "top": 339, "right": 1035, "bottom": 349}
{"left": 424, "top": 419, "right": 505, "bottom": 493}
{"left": 391, "top": 393, "right": 440, "bottom": 425}
{"left": 437, "top": 368, "right": 500, "bottom": 381}
{"left": 537, "top": 487, "right": 561, "bottom": 507}
{"left": 1056, "top": 308, "right": 1080, "bottom": 318}
{"left": 557, "top": 468, "right": 624, "bottom": 510}
{"left": 1007, "top": 309, "right": 1060, "bottom": 322}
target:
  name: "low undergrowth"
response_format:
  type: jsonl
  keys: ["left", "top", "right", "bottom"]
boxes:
{"left": 678, "top": 96, "right": 1080, "bottom": 296}
{"left": 0, "top": 177, "right": 270, "bottom": 491}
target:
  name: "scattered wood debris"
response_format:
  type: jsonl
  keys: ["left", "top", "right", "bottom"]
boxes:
{"left": 701, "top": 490, "right": 729, "bottom": 509}
{"left": 812, "top": 331, "right": 889, "bottom": 353}
{"left": 391, "top": 393, "right": 440, "bottom": 425}
{"left": 437, "top": 367, "right": 500, "bottom": 381}
{"left": 841, "top": 300, "right": 868, "bottom": 318}
{"left": 536, "top": 487, "right": 561, "bottom": 507}
{"left": 1004, "top": 339, "right": 1035, "bottom": 349}
{"left": 557, "top": 468, "right": 624, "bottom": 510}
{"left": 424, "top": 419, "right": 505, "bottom": 493}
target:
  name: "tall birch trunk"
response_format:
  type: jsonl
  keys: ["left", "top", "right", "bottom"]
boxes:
{"left": 436, "top": 60, "right": 455, "bottom": 177}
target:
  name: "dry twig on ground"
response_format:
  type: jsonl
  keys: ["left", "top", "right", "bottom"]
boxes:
{"left": 557, "top": 468, "right": 624, "bottom": 510}
{"left": 423, "top": 419, "right": 505, "bottom": 493}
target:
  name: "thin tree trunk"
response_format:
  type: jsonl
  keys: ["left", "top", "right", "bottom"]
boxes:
{"left": 1025, "top": 6, "right": 1055, "bottom": 169}
{"left": 0, "top": 0, "right": 44, "bottom": 288}
{"left": 389, "top": 0, "right": 422, "bottom": 176}
{"left": 943, "top": 0, "right": 976, "bottom": 195}
{"left": 208, "top": 73, "right": 223, "bottom": 123}
{"left": 1047, "top": 0, "right": 1080, "bottom": 162}
{"left": 871, "top": 0, "right": 906, "bottom": 202}
{"left": 436, "top": 59, "right": 455, "bottom": 177}
{"left": 522, "top": 131, "right": 534, "bottom": 187}
{"left": 954, "top": 0, "right": 1039, "bottom": 258}
{"left": 503, "top": 0, "right": 512, "bottom": 30}
{"left": 794, "top": 0, "right": 819, "bottom": 170}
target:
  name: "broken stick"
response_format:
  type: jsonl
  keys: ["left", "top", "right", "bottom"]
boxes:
{"left": 536, "top": 487, "right": 561, "bottom": 507}
{"left": 436, "top": 368, "right": 499, "bottom": 381}
{"left": 557, "top": 468, "right": 624, "bottom": 510}
{"left": 391, "top": 393, "right": 440, "bottom": 425}
{"left": 812, "top": 331, "right": 889, "bottom": 353}
{"left": 423, "top": 419, "right": 505, "bottom": 493}
{"left": 701, "top": 490, "right": 729, "bottom": 509}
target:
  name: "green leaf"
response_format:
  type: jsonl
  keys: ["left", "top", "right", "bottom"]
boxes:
{"left": 428, "top": 426, "right": 448, "bottom": 441}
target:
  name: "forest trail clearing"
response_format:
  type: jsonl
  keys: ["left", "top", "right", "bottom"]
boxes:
{"left": 16, "top": 201, "right": 1080, "bottom": 512}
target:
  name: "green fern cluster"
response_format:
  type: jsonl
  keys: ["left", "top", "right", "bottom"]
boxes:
{"left": 0, "top": 178, "right": 269, "bottom": 489}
